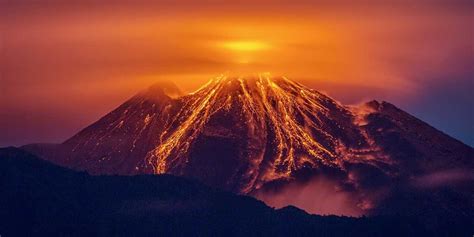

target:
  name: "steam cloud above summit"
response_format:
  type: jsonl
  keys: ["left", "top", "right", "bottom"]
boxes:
{"left": 1, "top": 0, "right": 473, "bottom": 147}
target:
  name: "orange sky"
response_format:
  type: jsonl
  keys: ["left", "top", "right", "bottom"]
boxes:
{"left": 1, "top": 0, "right": 473, "bottom": 146}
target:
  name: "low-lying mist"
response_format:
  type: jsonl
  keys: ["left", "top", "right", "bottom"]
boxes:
{"left": 252, "top": 177, "right": 366, "bottom": 217}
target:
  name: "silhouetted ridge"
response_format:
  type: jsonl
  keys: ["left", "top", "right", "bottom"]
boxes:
{"left": 1, "top": 147, "right": 471, "bottom": 236}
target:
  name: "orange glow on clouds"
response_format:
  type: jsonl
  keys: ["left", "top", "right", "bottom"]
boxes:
{"left": 220, "top": 40, "right": 270, "bottom": 52}
{"left": 1, "top": 1, "right": 472, "bottom": 146}
{"left": 218, "top": 40, "right": 271, "bottom": 64}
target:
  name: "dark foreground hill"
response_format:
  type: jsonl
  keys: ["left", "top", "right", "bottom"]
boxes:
{"left": 0, "top": 147, "right": 471, "bottom": 236}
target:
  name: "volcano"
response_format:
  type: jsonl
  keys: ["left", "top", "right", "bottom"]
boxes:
{"left": 23, "top": 74, "right": 473, "bottom": 215}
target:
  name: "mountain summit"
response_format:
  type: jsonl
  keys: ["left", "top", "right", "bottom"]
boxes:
{"left": 23, "top": 74, "right": 473, "bottom": 214}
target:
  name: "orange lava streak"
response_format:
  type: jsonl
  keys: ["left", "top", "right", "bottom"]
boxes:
{"left": 147, "top": 74, "right": 338, "bottom": 181}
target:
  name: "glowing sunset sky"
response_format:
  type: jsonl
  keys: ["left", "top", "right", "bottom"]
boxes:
{"left": 1, "top": 0, "right": 473, "bottom": 146}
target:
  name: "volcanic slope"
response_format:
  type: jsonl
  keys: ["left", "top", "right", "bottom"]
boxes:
{"left": 23, "top": 74, "right": 473, "bottom": 196}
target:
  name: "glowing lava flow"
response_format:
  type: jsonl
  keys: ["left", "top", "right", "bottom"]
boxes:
{"left": 146, "top": 74, "right": 345, "bottom": 188}
{"left": 149, "top": 75, "right": 229, "bottom": 173}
